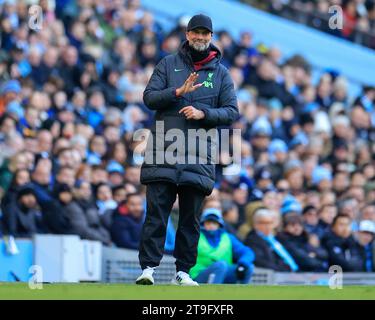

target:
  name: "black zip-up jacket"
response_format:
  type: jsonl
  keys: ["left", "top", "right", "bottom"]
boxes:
{"left": 277, "top": 231, "right": 329, "bottom": 272}
{"left": 244, "top": 230, "right": 292, "bottom": 272}
{"left": 322, "top": 231, "right": 365, "bottom": 272}
{"left": 140, "top": 40, "right": 239, "bottom": 195}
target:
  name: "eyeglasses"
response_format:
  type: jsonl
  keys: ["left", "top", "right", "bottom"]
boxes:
{"left": 277, "top": 188, "right": 289, "bottom": 193}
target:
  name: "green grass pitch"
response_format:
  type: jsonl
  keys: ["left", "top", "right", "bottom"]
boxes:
{"left": 1, "top": 283, "right": 375, "bottom": 300}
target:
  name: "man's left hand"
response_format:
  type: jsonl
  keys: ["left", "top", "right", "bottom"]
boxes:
{"left": 179, "top": 106, "right": 205, "bottom": 120}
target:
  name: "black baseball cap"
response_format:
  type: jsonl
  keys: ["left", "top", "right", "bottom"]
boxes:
{"left": 187, "top": 14, "right": 213, "bottom": 33}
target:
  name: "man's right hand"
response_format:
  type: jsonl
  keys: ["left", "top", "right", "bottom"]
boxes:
{"left": 236, "top": 265, "right": 248, "bottom": 280}
{"left": 176, "top": 72, "right": 202, "bottom": 97}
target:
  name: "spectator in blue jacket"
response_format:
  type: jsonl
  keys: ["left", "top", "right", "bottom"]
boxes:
{"left": 355, "top": 220, "right": 375, "bottom": 272}
{"left": 302, "top": 205, "right": 319, "bottom": 235}
{"left": 110, "top": 192, "right": 144, "bottom": 250}
{"left": 315, "top": 204, "right": 338, "bottom": 239}
{"left": 30, "top": 159, "right": 54, "bottom": 204}
{"left": 190, "top": 208, "right": 255, "bottom": 284}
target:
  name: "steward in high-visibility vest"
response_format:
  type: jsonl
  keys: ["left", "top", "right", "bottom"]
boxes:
{"left": 190, "top": 208, "right": 255, "bottom": 284}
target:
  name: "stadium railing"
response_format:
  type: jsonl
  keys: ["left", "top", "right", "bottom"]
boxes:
{"left": 102, "top": 247, "right": 375, "bottom": 285}
{"left": 2, "top": 236, "right": 375, "bottom": 285}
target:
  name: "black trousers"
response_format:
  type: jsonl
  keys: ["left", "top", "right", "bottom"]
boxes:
{"left": 139, "top": 181, "right": 206, "bottom": 273}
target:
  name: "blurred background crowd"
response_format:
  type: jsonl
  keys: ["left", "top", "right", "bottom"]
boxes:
{"left": 0, "top": 0, "right": 375, "bottom": 273}
{"left": 244, "top": 0, "right": 375, "bottom": 49}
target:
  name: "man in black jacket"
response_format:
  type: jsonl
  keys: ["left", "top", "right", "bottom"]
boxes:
{"left": 136, "top": 14, "right": 239, "bottom": 286}
{"left": 59, "top": 183, "right": 111, "bottom": 245}
{"left": 2, "top": 185, "right": 45, "bottom": 237}
{"left": 322, "top": 214, "right": 365, "bottom": 272}
{"left": 277, "top": 213, "right": 329, "bottom": 272}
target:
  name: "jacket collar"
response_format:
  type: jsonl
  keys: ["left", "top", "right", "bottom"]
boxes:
{"left": 178, "top": 40, "right": 221, "bottom": 70}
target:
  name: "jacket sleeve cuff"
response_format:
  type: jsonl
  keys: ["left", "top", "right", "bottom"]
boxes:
{"left": 174, "top": 88, "right": 182, "bottom": 99}
{"left": 166, "top": 87, "right": 180, "bottom": 103}
{"left": 198, "top": 106, "right": 214, "bottom": 126}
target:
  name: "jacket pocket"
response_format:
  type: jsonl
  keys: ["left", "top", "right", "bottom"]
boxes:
{"left": 193, "top": 93, "right": 218, "bottom": 106}
{"left": 153, "top": 115, "right": 187, "bottom": 162}
{"left": 154, "top": 114, "right": 186, "bottom": 132}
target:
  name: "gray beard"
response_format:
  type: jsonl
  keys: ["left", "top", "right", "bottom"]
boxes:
{"left": 190, "top": 41, "right": 210, "bottom": 52}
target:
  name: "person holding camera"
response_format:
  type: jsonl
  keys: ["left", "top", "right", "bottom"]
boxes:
{"left": 189, "top": 208, "right": 255, "bottom": 284}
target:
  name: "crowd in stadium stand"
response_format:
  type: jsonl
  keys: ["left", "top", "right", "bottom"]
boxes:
{"left": 246, "top": 0, "right": 375, "bottom": 49}
{"left": 0, "top": 0, "right": 375, "bottom": 275}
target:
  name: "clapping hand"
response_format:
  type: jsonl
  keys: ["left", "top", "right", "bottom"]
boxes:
{"left": 176, "top": 72, "right": 202, "bottom": 96}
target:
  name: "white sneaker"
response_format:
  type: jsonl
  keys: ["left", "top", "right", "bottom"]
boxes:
{"left": 136, "top": 266, "right": 155, "bottom": 285}
{"left": 172, "top": 271, "right": 199, "bottom": 286}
